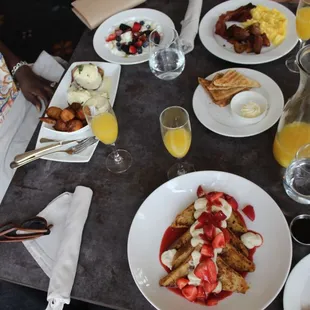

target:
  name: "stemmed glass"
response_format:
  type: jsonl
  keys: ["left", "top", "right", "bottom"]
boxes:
{"left": 149, "top": 27, "right": 185, "bottom": 80}
{"left": 83, "top": 96, "right": 132, "bottom": 173}
{"left": 286, "top": 0, "right": 310, "bottom": 73}
{"left": 160, "top": 106, "right": 194, "bottom": 179}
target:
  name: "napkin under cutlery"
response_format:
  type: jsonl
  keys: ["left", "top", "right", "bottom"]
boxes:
{"left": 72, "top": 0, "right": 146, "bottom": 30}
{"left": 23, "top": 186, "right": 93, "bottom": 310}
{"left": 180, "top": 0, "right": 203, "bottom": 54}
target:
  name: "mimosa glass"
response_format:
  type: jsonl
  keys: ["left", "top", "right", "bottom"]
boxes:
{"left": 83, "top": 96, "right": 132, "bottom": 173}
{"left": 160, "top": 106, "right": 194, "bottom": 179}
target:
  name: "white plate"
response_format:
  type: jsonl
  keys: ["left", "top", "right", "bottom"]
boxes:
{"left": 199, "top": 0, "right": 298, "bottom": 65}
{"left": 283, "top": 253, "right": 310, "bottom": 310}
{"left": 35, "top": 61, "right": 121, "bottom": 163}
{"left": 128, "top": 171, "right": 292, "bottom": 310}
{"left": 192, "top": 68, "right": 284, "bottom": 137}
{"left": 93, "top": 9, "right": 175, "bottom": 65}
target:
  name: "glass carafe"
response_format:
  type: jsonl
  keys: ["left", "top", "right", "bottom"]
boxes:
{"left": 273, "top": 44, "right": 310, "bottom": 168}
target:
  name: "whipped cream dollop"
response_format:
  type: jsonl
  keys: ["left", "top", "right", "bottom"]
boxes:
{"left": 241, "top": 232, "right": 263, "bottom": 249}
{"left": 240, "top": 101, "right": 262, "bottom": 118}
{"left": 161, "top": 249, "right": 176, "bottom": 270}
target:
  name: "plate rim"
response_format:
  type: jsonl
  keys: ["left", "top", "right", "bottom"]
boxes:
{"left": 192, "top": 67, "right": 284, "bottom": 138}
{"left": 128, "top": 170, "right": 292, "bottom": 310}
{"left": 93, "top": 8, "right": 175, "bottom": 65}
{"left": 199, "top": 0, "right": 298, "bottom": 65}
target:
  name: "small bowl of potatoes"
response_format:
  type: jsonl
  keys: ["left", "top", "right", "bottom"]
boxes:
{"left": 40, "top": 102, "right": 89, "bottom": 135}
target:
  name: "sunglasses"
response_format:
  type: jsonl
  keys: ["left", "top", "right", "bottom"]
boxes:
{"left": 0, "top": 217, "right": 53, "bottom": 242}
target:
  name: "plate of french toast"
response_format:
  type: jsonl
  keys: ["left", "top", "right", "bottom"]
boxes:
{"left": 193, "top": 68, "right": 284, "bottom": 137}
{"left": 128, "top": 171, "right": 292, "bottom": 310}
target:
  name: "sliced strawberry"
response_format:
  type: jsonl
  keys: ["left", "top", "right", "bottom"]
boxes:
{"left": 201, "top": 244, "right": 214, "bottom": 258}
{"left": 106, "top": 34, "right": 116, "bottom": 42}
{"left": 197, "top": 185, "right": 205, "bottom": 198}
{"left": 115, "top": 29, "right": 123, "bottom": 36}
{"left": 225, "top": 194, "right": 238, "bottom": 210}
{"left": 129, "top": 45, "right": 137, "bottom": 54}
{"left": 221, "top": 228, "right": 231, "bottom": 243}
{"left": 135, "top": 40, "right": 143, "bottom": 47}
{"left": 197, "top": 212, "right": 210, "bottom": 224}
{"left": 199, "top": 233, "right": 211, "bottom": 244}
{"left": 182, "top": 285, "right": 198, "bottom": 302}
{"left": 197, "top": 286, "right": 205, "bottom": 299}
{"left": 212, "top": 232, "right": 226, "bottom": 249}
{"left": 195, "top": 221, "right": 204, "bottom": 229}
{"left": 203, "top": 224, "right": 216, "bottom": 240}
{"left": 140, "top": 34, "right": 147, "bottom": 42}
{"left": 194, "top": 259, "right": 217, "bottom": 283}
{"left": 203, "top": 281, "right": 217, "bottom": 293}
{"left": 213, "top": 211, "right": 227, "bottom": 222}
{"left": 212, "top": 199, "right": 222, "bottom": 207}
{"left": 176, "top": 278, "right": 189, "bottom": 290}
{"left": 132, "top": 22, "right": 142, "bottom": 32}
{"left": 242, "top": 205, "right": 255, "bottom": 221}
{"left": 206, "top": 298, "right": 218, "bottom": 306}
{"left": 206, "top": 192, "right": 224, "bottom": 203}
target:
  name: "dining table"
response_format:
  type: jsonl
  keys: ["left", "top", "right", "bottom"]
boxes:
{"left": 0, "top": 0, "right": 309, "bottom": 309}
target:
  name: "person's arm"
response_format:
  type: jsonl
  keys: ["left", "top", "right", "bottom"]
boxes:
{"left": 0, "top": 41, "right": 54, "bottom": 111}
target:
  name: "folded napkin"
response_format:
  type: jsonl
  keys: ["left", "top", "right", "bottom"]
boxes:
{"left": 23, "top": 186, "right": 93, "bottom": 310}
{"left": 72, "top": 0, "right": 146, "bottom": 30}
{"left": 180, "top": 0, "right": 203, "bottom": 54}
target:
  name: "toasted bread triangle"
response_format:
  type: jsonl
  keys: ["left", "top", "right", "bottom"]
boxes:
{"left": 213, "top": 70, "right": 261, "bottom": 89}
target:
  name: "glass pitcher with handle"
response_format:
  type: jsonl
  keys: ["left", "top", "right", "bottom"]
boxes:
{"left": 273, "top": 44, "right": 310, "bottom": 168}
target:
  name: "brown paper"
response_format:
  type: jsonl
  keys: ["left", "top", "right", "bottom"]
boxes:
{"left": 72, "top": 0, "right": 146, "bottom": 30}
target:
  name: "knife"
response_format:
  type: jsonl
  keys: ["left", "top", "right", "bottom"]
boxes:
{"left": 14, "top": 140, "right": 78, "bottom": 164}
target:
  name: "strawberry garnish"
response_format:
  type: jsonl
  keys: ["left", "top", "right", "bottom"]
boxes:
{"left": 195, "top": 221, "right": 204, "bottom": 229}
{"left": 197, "top": 185, "right": 205, "bottom": 198}
{"left": 206, "top": 298, "right": 219, "bottom": 306}
{"left": 135, "top": 40, "right": 143, "bottom": 47}
{"left": 212, "top": 232, "right": 226, "bottom": 249}
{"left": 201, "top": 244, "right": 214, "bottom": 258}
{"left": 221, "top": 228, "right": 231, "bottom": 243}
{"left": 182, "top": 285, "right": 198, "bottom": 302}
{"left": 176, "top": 278, "right": 189, "bottom": 290}
{"left": 194, "top": 259, "right": 217, "bottom": 283}
{"left": 197, "top": 286, "right": 205, "bottom": 299}
{"left": 213, "top": 210, "right": 227, "bottom": 222}
{"left": 242, "top": 205, "right": 255, "bottom": 221}
{"left": 197, "top": 212, "right": 210, "bottom": 224}
{"left": 203, "top": 281, "right": 218, "bottom": 293}
{"left": 129, "top": 45, "right": 137, "bottom": 54}
{"left": 106, "top": 34, "right": 116, "bottom": 42}
{"left": 206, "top": 192, "right": 224, "bottom": 203}
{"left": 132, "top": 22, "right": 142, "bottom": 32}
{"left": 225, "top": 194, "right": 238, "bottom": 210}
{"left": 212, "top": 199, "right": 222, "bottom": 207}
{"left": 203, "top": 224, "right": 216, "bottom": 240}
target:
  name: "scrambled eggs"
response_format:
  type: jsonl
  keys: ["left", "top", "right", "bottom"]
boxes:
{"left": 243, "top": 5, "right": 287, "bottom": 46}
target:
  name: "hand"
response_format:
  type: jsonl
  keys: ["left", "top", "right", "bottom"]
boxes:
{"left": 14, "top": 65, "right": 54, "bottom": 112}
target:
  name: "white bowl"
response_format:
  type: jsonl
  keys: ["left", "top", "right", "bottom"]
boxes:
{"left": 231, "top": 91, "right": 268, "bottom": 125}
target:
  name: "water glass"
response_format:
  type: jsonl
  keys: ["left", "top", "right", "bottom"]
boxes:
{"left": 284, "top": 143, "right": 310, "bottom": 204}
{"left": 149, "top": 27, "right": 185, "bottom": 80}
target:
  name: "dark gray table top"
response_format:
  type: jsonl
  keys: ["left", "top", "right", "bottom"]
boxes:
{"left": 1, "top": 0, "right": 309, "bottom": 309}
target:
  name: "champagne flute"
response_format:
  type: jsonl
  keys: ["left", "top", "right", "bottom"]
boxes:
{"left": 83, "top": 96, "right": 132, "bottom": 173}
{"left": 286, "top": 0, "right": 310, "bottom": 73}
{"left": 160, "top": 106, "right": 194, "bottom": 179}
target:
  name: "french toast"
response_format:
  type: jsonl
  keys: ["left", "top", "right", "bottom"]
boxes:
{"left": 169, "top": 229, "right": 191, "bottom": 250}
{"left": 217, "top": 257, "right": 249, "bottom": 293}
{"left": 171, "top": 204, "right": 195, "bottom": 228}
{"left": 172, "top": 241, "right": 195, "bottom": 269}
{"left": 227, "top": 210, "right": 248, "bottom": 234}
{"left": 228, "top": 228, "right": 249, "bottom": 257}
{"left": 221, "top": 243, "right": 255, "bottom": 273}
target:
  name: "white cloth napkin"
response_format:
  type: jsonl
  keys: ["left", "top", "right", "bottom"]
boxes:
{"left": 0, "top": 51, "right": 64, "bottom": 204}
{"left": 23, "top": 186, "right": 93, "bottom": 310}
{"left": 180, "top": 0, "right": 203, "bottom": 54}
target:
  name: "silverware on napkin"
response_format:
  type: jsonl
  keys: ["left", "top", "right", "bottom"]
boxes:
{"left": 10, "top": 137, "right": 98, "bottom": 169}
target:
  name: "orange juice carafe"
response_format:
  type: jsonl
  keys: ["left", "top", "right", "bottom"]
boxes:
{"left": 273, "top": 45, "right": 310, "bottom": 168}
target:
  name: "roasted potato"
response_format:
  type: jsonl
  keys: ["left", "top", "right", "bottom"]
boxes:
{"left": 233, "top": 41, "right": 247, "bottom": 54}
{"left": 262, "top": 33, "right": 271, "bottom": 47}
{"left": 67, "top": 119, "right": 83, "bottom": 132}
{"left": 247, "top": 23, "right": 261, "bottom": 36}
{"left": 60, "top": 108, "right": 75, "bottom": 122}
{"left": 39, "top": 117, "right": 56, "bottom": 125}
{"left": 46, "top": 107, "right": 62, "bottom": 120}
{"left": 54, "top": 120, "right": 67, "bottom": 131}
{"left": 75, "top": 108, "right": 86, "bottom": 121}
{"left": 69, "top": 102, "right": 82, "bottom": 111}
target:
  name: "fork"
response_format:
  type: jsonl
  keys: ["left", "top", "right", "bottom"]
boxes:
{"left": 10, "top": 136, "right": 98, "bottom": 169}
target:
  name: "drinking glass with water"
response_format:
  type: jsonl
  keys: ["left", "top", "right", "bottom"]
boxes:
{"left": 149, "top": 27, "right": 185, "bottom": 80}
{"left": 284, "top": 143, "right": 310, "bottom": 204}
